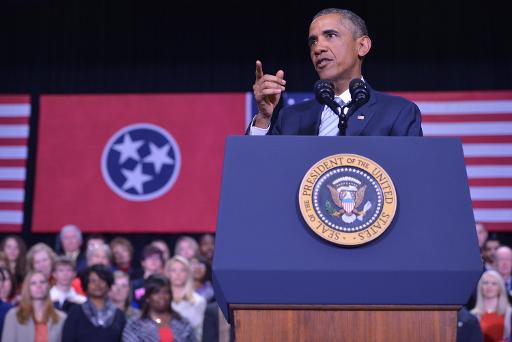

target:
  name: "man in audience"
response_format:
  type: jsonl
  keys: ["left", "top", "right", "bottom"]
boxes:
{"left": 199, "top": 234, "right": 215, "bottom": 264}
{"left": 131, "top": 245, "right": 164, "bottom": 303}
{"left": 495, "top": 245, "right": 512, "bottom": 298}
{"left": 59, "top": 224, "right": 87, "bottom": 272}
{"left": 482, "top": 237, "right": 501, "bottom": 270}
{"left": 475, "top": 222, "right": 488, "bottom": 250}
{"left": 50, "top": 256, "right": 86, "bottom": 312}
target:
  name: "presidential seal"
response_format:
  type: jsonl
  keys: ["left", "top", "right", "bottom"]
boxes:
{"left": 299, "top": 154, "right": 397, "bottom": 246}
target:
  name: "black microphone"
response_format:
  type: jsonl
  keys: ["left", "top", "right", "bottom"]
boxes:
{"left": 349, "top": 79, "right": 370, "bottom": 107}
{"left": 314, "top": 80, "right": 341, "bottom": 116}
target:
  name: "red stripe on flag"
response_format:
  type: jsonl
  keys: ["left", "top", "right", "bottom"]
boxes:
{"left": 0, "top": 203, "right": 24, "bottom": 210}
{"left": 469, "top": 179, "right": 512, "bottom": 186}
{"left": 460, "top": 136, "right": 512, "bottom": 143}
{"left": 465, "top": 157, "right": 512, "bottom": 165}
{"left": 472, "top": 201, "right": 512, "bottom": 208}
{"left": 390, "top": 91, "right": 512, "bottom": 101}
{"left": 0, "top": 160, "right": 27, "bottom": 167}
{"left": 422, "top": 114, "right": 512, "bottom": 123}
{"left": 0, "top": 181, "right": 24, "bottom": 188}
{"left": 481, "top": 222, "right": 512, "bottom": 232}
{"left": 0, "top": 138, "right": 28, "bottom": 146}
{"left": 0, "top": 224, "right": 22, "bottom": 232}
{"left": 0, "top": 96, "right": 30, "bottom": 104}
{"left": 0, "top": 117, "right": 30, "bottom": 124}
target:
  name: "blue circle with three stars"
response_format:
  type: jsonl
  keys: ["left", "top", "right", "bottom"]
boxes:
{"left": 101, "top": 123, "right": 181, "bottom": 201}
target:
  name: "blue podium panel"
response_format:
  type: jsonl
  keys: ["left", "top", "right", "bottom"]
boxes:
{"left": 213, "top": 136, "right": 482, "bottom": 320}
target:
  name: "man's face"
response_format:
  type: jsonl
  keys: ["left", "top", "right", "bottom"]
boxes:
{"left": 141, "top": 254, "right": 163, "bottom": 275}
{"left": 199, "top": 235, "right": 214, "bottom": 260}
{"left": 112, "top": 244, "right": 131, "bottom": 267}
{"left": 484, "top": 240, "right": 500, "bottom": 263}
{"left": 61, "top": 231, "right": 81, "bottom": 253}
{"left": 476, "top": 223, "right": 488, "bottom": 248}
{"left": 496, "top": 248, "right": 512, "bottom": 278}
{"left": 308, "top": 14, "right": 365, "bottom": 83}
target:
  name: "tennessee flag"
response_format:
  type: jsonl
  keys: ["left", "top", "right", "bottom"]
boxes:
{"left": 32, "top": 94, "right": 245, "bottom": 233}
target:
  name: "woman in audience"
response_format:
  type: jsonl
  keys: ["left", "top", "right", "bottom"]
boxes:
{"left": 62, "top": 264, "right": 126, "bottom": 342}
{"left": 471, "top": 270, "right": 512, "bottom": 341}
{"left": 190, "top": 257, "right": 214, "bottom": 303}
{"left": 0, "top": 235, "right": 27, "bottom": 289}
{"left": 165, "top": 256, "right": 206, "bottom": 341}
{"left": 174, "top": 237, "right": 199, "bottom": 261}
{"left": 123, "top": 274, "right": 196, "bottom": 342}
{"left": 110, "top": 238, "right": 136, "bottom": 279}
{"left": 109, "top": 271, "right": 139, "bottom": 319}
{"left": 2, "top": 271, "right": 66, "bottom": 341}
{"left": 26, "top": 243, "right": 57, "bottom": 281}
{"left": 0, "top": 267, "right": 18, "bottom": 305}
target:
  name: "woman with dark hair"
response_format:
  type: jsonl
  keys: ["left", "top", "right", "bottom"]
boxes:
{"left": 0, "top": 235, "right": 27, "bottom": 290}
{"left": 0, "top": 267, "right": 18, "bottom": 305}
{"left": 2, "top": 271, "right": 66, "bottom": 341}
{"left": 62, "top": 264, "right": 126, "bottom": 342}
{"left": 123, "top": 274, "right": 196, "bottom": 342}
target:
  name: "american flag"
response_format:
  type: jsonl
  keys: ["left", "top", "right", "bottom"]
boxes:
{"left": 248, "top": 90, "right": 512, "bottom": 232}
{"left": 0, "top": 96, "right": 31, "bottom": 232}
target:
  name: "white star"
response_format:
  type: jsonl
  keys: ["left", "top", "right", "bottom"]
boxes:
{"left": 143, "top": 142, "right": 174, "bottom": 174}
{"left": 121, "top": 163, "right": 153, "bottom": 194}
{"left": 112, "top": 134, "right": 144, "bottom": 164}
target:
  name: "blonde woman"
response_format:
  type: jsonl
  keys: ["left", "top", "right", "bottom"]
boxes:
{"left": 2, "top": 271, "right": 66, "bottom": 342}
{"left": 26, "top": 243, "right": 57, "bottom": 281}
{"left": 471, "top": 270, "right": 512, "bottom": 341}
{"left": 165, "top": 256, "right": 206, "bottom": 341}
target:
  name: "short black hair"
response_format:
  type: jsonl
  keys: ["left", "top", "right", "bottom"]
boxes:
{"left": 141, "top": 245, "right": 164, "bottom": 263}
{"left": 312, "top": 8, "right": 368, "bottom": 38}
{"left": 80, "top": 264, "right": 114, "bottom": 292}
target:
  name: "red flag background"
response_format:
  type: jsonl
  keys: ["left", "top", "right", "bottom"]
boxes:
{"left": 32, "top": 94, "right": 245, "bottom": 233}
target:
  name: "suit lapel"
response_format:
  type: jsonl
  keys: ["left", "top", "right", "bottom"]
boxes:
{"left": 311, "top": 102, "right": 324, "bottom": 135}
{"left": 346, "top": 86, "right": 377, "bottom": 136}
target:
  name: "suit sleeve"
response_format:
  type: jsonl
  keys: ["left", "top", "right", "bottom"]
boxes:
{"left": 391, "top": 101, "right": 423, "bottom": 136}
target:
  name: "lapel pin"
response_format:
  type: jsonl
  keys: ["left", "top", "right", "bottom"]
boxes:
{"left": 357, "top": 115, "right": 365, "bottom": 120}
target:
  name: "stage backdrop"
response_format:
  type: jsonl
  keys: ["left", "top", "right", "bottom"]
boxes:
{"left": 32, "top": 94, "right": 245, "bottom": 233}
{"left": 0, "top": 95, "right": 31, "bottom": 233}
{"left": 32, "top": 91, "right": 512, "bottom": 233}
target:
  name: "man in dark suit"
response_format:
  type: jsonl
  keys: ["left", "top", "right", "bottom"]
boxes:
{"left": 249, "top": 8, "right": 422, "bottom": 137}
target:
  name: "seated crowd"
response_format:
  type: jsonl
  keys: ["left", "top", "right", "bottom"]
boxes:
{"left": 0, "top": 225, "right": 225, "bottom": 342}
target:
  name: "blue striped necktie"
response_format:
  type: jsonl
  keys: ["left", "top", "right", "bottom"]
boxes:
{"left": 318, "top": 97, "right": 343, "bottom": 136}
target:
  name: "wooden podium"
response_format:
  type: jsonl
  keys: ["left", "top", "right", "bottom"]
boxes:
{"left": 213, "top": 137, "right": 481, "bottom": 342}
{"left": 232, "top": 305, "right": 458, "bottom": 342}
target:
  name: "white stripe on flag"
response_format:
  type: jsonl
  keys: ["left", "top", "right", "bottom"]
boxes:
{"left": 0, "top": 104, "right": 30, "bottom": 117}
{"left": 463, "top": 144, "right": 512, "bottom": 157}
{"left": 466, "top": 166, "right": 512, "bottom": 178}
{"left": 0, "top": 189, "right": 24, "bottom": 202}
{"left": 0, "top": 125, "right": 30, "bottom": 138}
{"left": 0, "top": 167, "right": 26, "bottom": 180}
{"left": 0, "top": 147, "right": 28, "bottom": 159}
{"left": 0, "top": 210, "right": 23, "bottom": 224}
{"left": 422, "top": 122, "right": 512, "bottom": 136}
{"left": 416, "top": 100, "right": 512, "bottom": 114}
{"left": 474, "top": 209, "right": 512, "bottom": 222}
{"left": 470, "top": 187, "right": 512, "bottom": 200}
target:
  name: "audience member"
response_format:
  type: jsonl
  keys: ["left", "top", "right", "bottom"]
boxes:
{"left": 85, "top": 234, "right": 107, "bottom": 251}
{"left": 123, "top": 274, "right": 196, "bottom": 342}
{"left": 471, "top": 270, "right": 511, "bottom": 342}
{"left": 50, "top": 256, "right": 86, "bottom": 313}
{"left": 0, "top": 235, "right": 27, "bottom": 288}
{"left": 2, "top": 271, "right": 66, "bottom": 342}
{"left": 198, "top": 234, "right": 215, "bottom": 264}
{"left": 110, "top": 237, "right": 137, "bottom": 280}
{"left": 86, "top": 243, "right": 112, "bottom": 267}
{"left": 109, "top": 271, "right": 140, "bottom": 319}
{"left": 26, "top": 243, "right": 57, "bottom": 281}
{"left": 191, "top": 257, "right": 214, "bottom": 303}
{"left": 0, "top": 252, "right": 8, "bottom": 269}
{"left": 483, "top": 238, "right": 501, "bottom": 271}
{"left": 151, "top": 239, "right": 171, "bottom": 262}
{"left": 0, "top": 269, "right": 13, "bottom": 339}
{"left": 132, "top": 245, "right": 165, "bottom": 303}
{"left": 58, "top": 224, "right": 87, "bottom": 273}
{"left": 0, "top": 267, "right": 18, "bottom": 305}
{"left": 175, "top": 237, "right": 199, "bottom": 261}
{"left": 166, "top": 256, "right": 206, "bottom": 341}
{"left": 62, "top": 265, "right": 126, "bottom": 342}
{"left": 496, "top": 246, "right": 512, "bottom": 297}
{"left": 476, "top": 223, "right": 489, "bottom": 250}
{"left": 456, "top": 307, "right": 484, "bottom": 342}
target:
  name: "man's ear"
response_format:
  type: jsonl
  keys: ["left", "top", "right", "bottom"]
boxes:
{"left": 357, "top": 36, "right": 372, "bottom": 58}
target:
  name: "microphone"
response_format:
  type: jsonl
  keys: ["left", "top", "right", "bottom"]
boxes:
{"left": 314, "top": 80, "right": 341, "bottom": 115}
{"left": 349, "top": 79, "right": 370, "bottom": 107}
